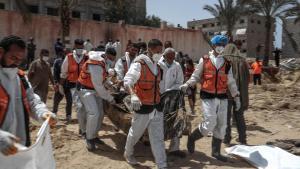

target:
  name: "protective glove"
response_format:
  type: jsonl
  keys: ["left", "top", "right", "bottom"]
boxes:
{"left": 0, "top": 130, "right": 19, "bottom": 156}
{"left": 130, "top": 94, "right": 142, "bottom": 111}
{"left": 108, "top": 68, "right": 116, "bottom": 77}
{"left": 234, "top": 97, "right": 241, "bottom": 111}
{"left": 42, "top": 112, "right": 57, "bottom": 127}
{"left": 179, "top": 83, "right": 189, "bottom": 93}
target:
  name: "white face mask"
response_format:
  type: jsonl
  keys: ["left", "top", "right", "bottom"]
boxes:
{"left": 1, "top": 68, "right": 18, "bottom": 79}
{"left": 215, "top": 46, "right": 225, "bottom": 55}
{"left": 153, "top": 53, "right": 162, "bottom": 62}
{"left": 75, "top": 49, "right": 84, "bottom": 56}
{"left": 106, "top": 59, "right": 115, "bottom": 70}
{"left": 42, "top": 57, "right": 49, "bottom": 62}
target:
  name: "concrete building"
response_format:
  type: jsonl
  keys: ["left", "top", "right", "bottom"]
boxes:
{"left": 282, "top": 18, "right": 300, "bottom": 58}
{"left": 187, "top": 14, "right": 275, "bottom": 58}
{"left": 0, "top": 0, "right": 146, "bottom": 22}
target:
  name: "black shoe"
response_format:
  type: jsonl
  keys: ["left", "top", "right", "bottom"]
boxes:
{"left": 86, "top": 139, "right": 96, "bottom": 151}
{"left": 93, "top": 138, "right": 105, "bottom": 145}
{"left": 211, "top": 137, "right": 227, "bottom": 162}
{"left": 187, "top": 128, "right": 203, "bottom": 154}
{"left": 168, "top": 150, "right": 186, "bottom": 158}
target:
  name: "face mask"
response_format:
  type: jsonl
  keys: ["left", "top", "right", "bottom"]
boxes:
{"left": 42, "top": 57, "right": 49, "bottom": 62}
{"left": 75, "top": 49, "right": 84, "bottom": 56}
{"left": 1, "top": 68, "right": 18, "bottom": 79}
{"left": 106, "top": 59, "right": 115, "bottom": 70}
{"left": 153, "top": 53, "right": 162, "bottom": 62}
{"left": 215, "top": 46, "right": 225, "bottom": 54}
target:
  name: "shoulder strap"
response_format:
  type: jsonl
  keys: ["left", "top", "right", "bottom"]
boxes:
{"left": 18, "top": 70, "right": 30, "bottom": 90}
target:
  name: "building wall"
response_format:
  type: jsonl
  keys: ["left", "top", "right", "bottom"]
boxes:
{"left": 0, "top": 0, "right": 146, "bottom": 22}
{"left": 0, "top": 10, "right": 210, "bottom": 61}
{"left": 187, "top": 14, "right": 275, "bottom": 58}
{"left": 282, "top": 18, "right": 300, "bottom": 58}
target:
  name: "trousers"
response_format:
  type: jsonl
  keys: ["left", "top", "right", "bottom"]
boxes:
{"left": 125, "top": 110, "right": 167, "bottom": 168}
{"left": 224, "top": 99, "right": 246, "bottom": 143}
{"left": 78, "top": 90, "right": 103, "bottom": 139}
{"left": 199, "top": 98, "right": 228, "bottom": 140}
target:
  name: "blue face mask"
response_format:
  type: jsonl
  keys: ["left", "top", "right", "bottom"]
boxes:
{"left": 106, "top": 59, "right": 115, "bottom": 70}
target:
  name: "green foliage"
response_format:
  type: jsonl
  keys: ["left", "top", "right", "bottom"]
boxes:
{"left": 203, "top": 0, "right": 249, "bottom": 39}
{"left": 142, "top": 15, "right": 162, "bottom": 28}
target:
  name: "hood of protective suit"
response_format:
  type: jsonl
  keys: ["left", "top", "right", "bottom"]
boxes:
{"left": 88, "top": 51, "right": 106, "bottom": 62}
{"left": 0, "top": 67, "right": 19, "bottom": 80}
{"left": 134, "top": 54, "right": 159, "bottom": 75}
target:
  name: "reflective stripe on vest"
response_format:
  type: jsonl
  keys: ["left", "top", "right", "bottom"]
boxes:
{"left": 77, "top": 59, "right": 107, "bottom": 89}
{"left": 67, "top": 54, "right": 87, "bottom": 83}
{"left": 201, "top": 57, "right": 229, "bottom": 95}
{"left": 0, "top": 70, "right": 31, "bottom": 127}
{"left": 134, "top": 61, "right": 161, "bottom": 105}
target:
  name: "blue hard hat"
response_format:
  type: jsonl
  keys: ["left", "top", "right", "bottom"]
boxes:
{"left": 211, "top": 35, "right": 228, "bottom": 46}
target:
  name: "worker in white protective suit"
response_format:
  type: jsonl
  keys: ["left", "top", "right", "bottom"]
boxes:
{"left": 76, "top": 48, "right": 117, "bottom": 151}
{"left": 114, "top": 43, "right": 139, "bottom": 82}
{"left": 158, "top": 48, "right": 185, "bottom": 158}
{"left": 0, "top": 36, "right": 56, "bottom": 156}
{"left": 123, "top": 39, "right": 167, "bottom": 169}
{"left": 180, "top": 35, "right": 240, "bottom": 162}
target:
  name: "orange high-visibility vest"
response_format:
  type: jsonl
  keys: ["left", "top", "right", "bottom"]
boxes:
{"left": 134, "top": 61, "right": 161, "bottom": 105}
{"left": 67, "top": 53, "right": 87, "bottom": 83}
{"left": 251, "top": 61, "right": 263, "bottom": 74}
{"left": 201, "top": 56, "right": 230, "bottom": 95}
{"left": 77, "top": 59, "right": 107, "bottom": 89}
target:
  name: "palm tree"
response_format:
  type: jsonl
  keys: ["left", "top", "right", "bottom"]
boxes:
{"left": 203, "top": 0, "right": 249, "bottom": 40}
{"left": 245, "top": 0, "right": 296, "bottom": 66}
{"left": 14, "top": 0, "right": 31, "bottom": 23}
{"left": 285, "top": 1, "right": 300, "bottom": 23}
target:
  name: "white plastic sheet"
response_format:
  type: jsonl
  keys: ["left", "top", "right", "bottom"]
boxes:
{"left": 225, "top": 145, "right": 300, "bottom": 169}
{"left": 0, "top": 120, "right": 55, "bottom": 169}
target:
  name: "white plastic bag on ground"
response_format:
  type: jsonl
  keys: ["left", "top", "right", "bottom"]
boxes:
{"left": 0, "top": 120, "right": 55, "bottom": 169}
{"left": 225, "top": 145, "right": 300, "bottom": 169}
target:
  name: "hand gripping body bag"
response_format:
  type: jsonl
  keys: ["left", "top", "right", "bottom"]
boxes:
{"left": 0, "top": 119, "right": 56, "bottom": 169}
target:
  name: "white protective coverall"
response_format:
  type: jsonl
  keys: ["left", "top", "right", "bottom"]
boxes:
{"left": 186, "top": 51, "right": 239, "bottom": 139}
{"left": 114, "top": 52, "right": 133, "bottom": 81}
{"left": 124, "top": 54, "right": 167, "bottom": 169}
{"left": 78, "top": 51, "right": 114, "bottom": 140}
{"left": 60, "top": 50, "right": 87, "bottom": 130}
{"left": 158, "top": 57, "right": 184, "bottom": 152}
{"left": 0, "top": 68, "right": 53, "bottom": 146}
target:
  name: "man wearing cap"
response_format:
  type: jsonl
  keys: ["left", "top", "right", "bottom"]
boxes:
{"left": 0, "top": 35, "right": 56, "bottom": 156}
{"left": 60, "top": 39, "right": 88, "bottom": 123}
{"left": 180, "top": 35, "right": 240, "bottom": 162}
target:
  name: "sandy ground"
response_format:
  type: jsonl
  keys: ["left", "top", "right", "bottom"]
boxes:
{"left": 33, "top": 70, "right": 300, "bottom": 169}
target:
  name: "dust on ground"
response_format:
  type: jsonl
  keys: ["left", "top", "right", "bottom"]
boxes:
{"left": 31, "top": 70, "right": 300, "bottom": 169}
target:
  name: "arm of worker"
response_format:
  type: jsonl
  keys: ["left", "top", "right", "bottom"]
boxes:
{"left": 114, "top": 58, "right": 125, "bottom": 81}
{"left": 27, "top": 62, "right": 36, "bottom": 80}
{"left": 227, "top": 67, "right": 240, "bottom": 97}
{"left": 60, "top": 55, "right": 69, "bottom": 84}
{"left": 123, "top": 62, "right": 141, "bottom": 94}
{"left": 88, "top": 65, "right": 114, "bottom": 102}
{"left": 186, "top": 58, "right": 204, "bottom": 86}
{"left": 24, "top": 75, "right": 56, "bottom": 126}
{"left": 47, "top": 63, "right": 55, "bottom": 86}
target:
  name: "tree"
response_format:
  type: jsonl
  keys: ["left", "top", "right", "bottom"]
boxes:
{"left": 203, "top": 0, "right": 249, "bottom": 40}
{"left": 57, "top": 0, "right": 79, "bottom": 46}
{"left": 14, "top": 0, "right": 31, "bottom": 23}
{"left": 245, "top": 0, "right": 296, "bottom": 66}
{"left": 103, "top": 0, "right": 135, "bottom": 24}
{"left": 285, "top": 1, "right": 300, "bottom": 23}
{"left": 142, "top": 15, "right": 162, "bottom": 28}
